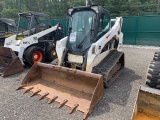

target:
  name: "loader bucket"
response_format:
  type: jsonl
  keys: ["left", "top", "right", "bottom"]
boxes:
{"left": 0, "top": 47, "right": 24, "bottom": 77}
{"left": 16, "top": 62, "right": 104, "bottom": 119}
{"left": 132, "top": 86, "right": 160, "bottom": 120}
{"left": 17, "top": 63, "right": 104, "bottom": 119}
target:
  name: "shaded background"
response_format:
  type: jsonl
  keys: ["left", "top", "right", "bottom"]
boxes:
{"left": 1, "top": 0, "right": 160, "bottom": 46}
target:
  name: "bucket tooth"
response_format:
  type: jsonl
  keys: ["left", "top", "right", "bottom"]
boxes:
{"left": 57, "top": 99, "right": 68, "bottom": 109}
{"left": 39, "top": 93, "right": 49, "bottom": 100}
{"left": 23, "top": 87, "right": 34, "bottom": 94}
{"left": 83, "top": 112, "right": 89, "bottom": 120}
{"left": 16, "top": 85, "right": 26, "bottom": 90}
{"left": 48, "top": 96, "right": 58, "bottom": 104}
{"left": 69, "top": 104, "right": 79, "bottom": 114}
{"left": 30, "top": 90, "right": 41, "bottom": 97}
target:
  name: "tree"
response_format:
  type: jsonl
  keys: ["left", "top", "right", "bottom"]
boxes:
{"left": 0, "top": 0, "right": 159, "bottom": 19}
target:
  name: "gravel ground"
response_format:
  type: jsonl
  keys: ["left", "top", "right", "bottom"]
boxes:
{"left": 0, "top": 46, "right": 159, "bottom": 120}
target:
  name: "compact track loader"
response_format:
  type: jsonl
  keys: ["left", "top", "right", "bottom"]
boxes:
{"left": 0, "top": 18, "right": 16, "bottom": 46}
{"left": 17, "top": 6, "right": 124, "bottom": 119}
{"left": 132, "top": 52, "right": 160, "bottom": 120}
{"left": 0, "top": 12, "right": 64, "bottom": 76}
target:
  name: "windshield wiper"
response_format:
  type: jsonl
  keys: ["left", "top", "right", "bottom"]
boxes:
{"left": 76, "top": 30, "right": 91, "bottom": 48}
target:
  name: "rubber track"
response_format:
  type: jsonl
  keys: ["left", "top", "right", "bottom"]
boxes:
{"left": 92, "top": 50, "right": 124, "bottom": 87}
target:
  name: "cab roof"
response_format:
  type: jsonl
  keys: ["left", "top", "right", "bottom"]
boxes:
{"left": 68, "top": 5, "right": 110, "bottom": 16}
{"left": 18, "top": 12, "right": 49, "bottom": 18}
{"left": 0, "top": 18, "right": 16, "bottom": 27}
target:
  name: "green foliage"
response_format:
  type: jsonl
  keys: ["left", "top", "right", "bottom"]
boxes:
{"left": 1, "top": 8, "right": 19, "bottom": 18}
{"left": 0, "top": 0, "right": 160, "bottom": 19}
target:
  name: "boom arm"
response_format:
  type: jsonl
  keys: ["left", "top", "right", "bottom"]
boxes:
{"left": 86, "top": 17, "right": 123, "bottom": 72}
{"left": 88, "top": 17, "right": 123, "bottom": 56}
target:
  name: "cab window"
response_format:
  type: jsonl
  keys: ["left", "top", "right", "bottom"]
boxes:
{"left": 98, "top": 14, "right": 110, "bottom": 39}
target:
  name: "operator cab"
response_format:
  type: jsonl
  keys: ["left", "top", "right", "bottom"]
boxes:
{"left": 0, "top": 18, "right": 16, "bottom": 34}
{"left": 67, "top": 5, "right": 110, "bottom": 55}
{"left": 16, "top": 12, "right": 50, "bottom": 40}
{"left": 0, "top": 18, "right": 16, "bottom": 46}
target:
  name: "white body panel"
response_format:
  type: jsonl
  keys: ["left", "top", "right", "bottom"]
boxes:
{"left": 56, "top": 37, "right": 68, "bottom": 65}
{"left": 56, "top": 17, "right": 123, "bottom": 72}
{"left": 4, "top": 24, "right": 59, "bottom": 64}
{"left": 86, "top": 17, "right": 123, "bottom": 72}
